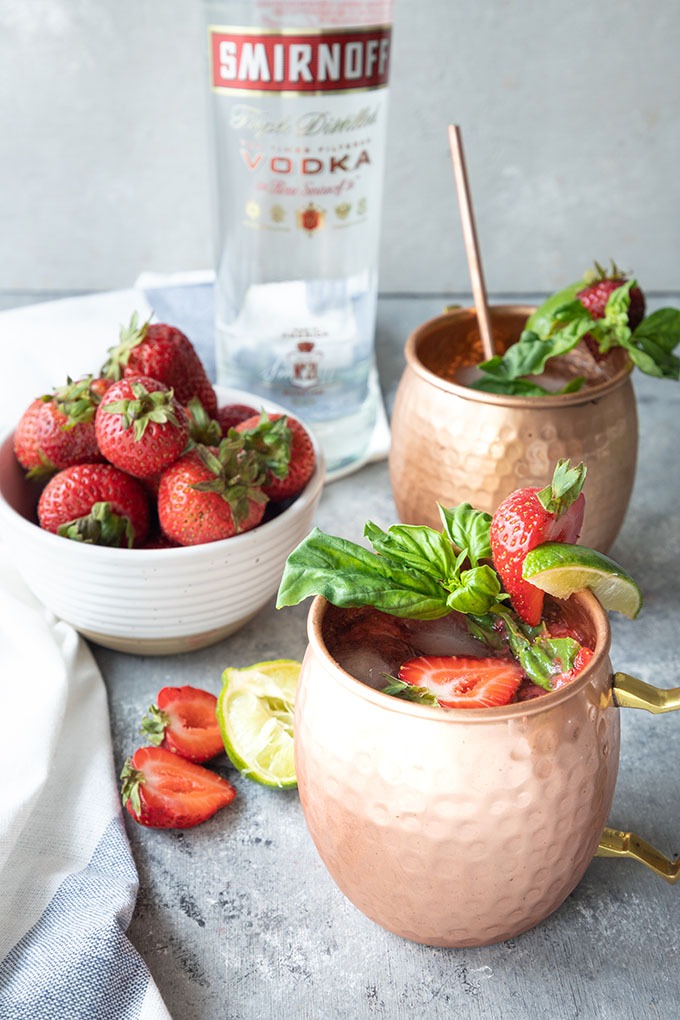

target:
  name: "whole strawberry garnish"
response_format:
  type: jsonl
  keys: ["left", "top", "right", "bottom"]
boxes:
{"left": 157, "top": 438, "right": 267, "bottom": 546}
{"left": 236, "top": 412, "right": 316, "bottom": 501}
{"left": 489, "top": 459, "right": 586, "bottom": 625}
{"left": 38, "top": 462, "right": 150, "bottom": 547}
{"left": 389, "top": 655, "right": 524, "bottom": 709}
{"left": 141, "top": 686, "right": 224, "bottom": 763}
{"left": 577, "top": 260, "right": 646, "bottom": 330}
{"left": 101, "top": 314, "right": 218, "bottom": 416}
{"left": 120, "top": 746, "right": 236, "bottom": 829}
{"left": 95, "top": 375, "right": 190, "bottom": 479}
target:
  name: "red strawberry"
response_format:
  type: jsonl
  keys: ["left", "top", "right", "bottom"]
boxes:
{"left": 141, "top": 685, "right": 223, "bottom": 763}
{"left": 14, "top": 377, "right": 105, "bottom": 476}
{"left": 14, "top": 398, "right": 53, "bottom": 474}
{"left": 101, "top": 314, "right": 218, "bottom": 416}
{"left": 36, "top": 377, "right": 104, "bottom": 468}
{"left": 120, "top": 746, "right": 236, "bottom": 829}
{"left": 576, "top": 261, "right": 646, "bottom": 360}
{"left": 397, "top": 655, "right": 524, "bottom": 709}
{"left": 236, "top": 412, "right": 316, "bottom": 501}
{"left": 217, "top": 403, "right": 259, "bottom": 434}
{"left": 38, "top": 462, "right": 150, "bottom": 547}
{"left": 577, "top": 260, "right": 646, "bottom": 329}
{"left": 95, "top": 375, "right": 190, "bottom": 479}
{"left": 490, "top": 460, "right": 586, "bottom": 626}
{"left": 157, "top": 439, "right": 267, "bottom": 546}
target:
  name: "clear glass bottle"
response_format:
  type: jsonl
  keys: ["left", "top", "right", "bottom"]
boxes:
{"left": 204, "top": 0, "right": 393, "bottom": 473}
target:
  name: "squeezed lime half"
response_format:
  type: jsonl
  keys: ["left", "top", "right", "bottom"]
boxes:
{"left": 522, "top": 542, "right": 643, "bottom": 619}
{"left": 216, "top": 659, "right": 301, "bottom": 789}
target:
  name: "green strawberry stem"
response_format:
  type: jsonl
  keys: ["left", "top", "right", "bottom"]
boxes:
{"left": 48, "top": 375, "right": 100, "bottom": 426}
{"left": 120, "top": 759, "right": 144, "bottom": 816}
{"left": 191, "top": 439, "right": 268, "bottom": 530}
{"left": 536, "top": 458, "right": 586, "bottom": 516}
{"left": 104, "top": 380, "right": 182, "bottom": 441}
{"left": 237, "top": 412, "right": 292, "bottom": 481}
{"left": 57, "top": 501, "right": 136, "bottom": 548}
{"left": 140, "top": 704, "right": 169, "bottom": 746}
{"left": 101, "top": 312, "right": 151, "bottom": 380}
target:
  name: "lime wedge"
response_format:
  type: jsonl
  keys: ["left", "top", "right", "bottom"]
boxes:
{"left": 522, "top": 542, "right": 642, "bottom": 619}
{"left": 216, "top": 659, "right": 301, "bottom": 788}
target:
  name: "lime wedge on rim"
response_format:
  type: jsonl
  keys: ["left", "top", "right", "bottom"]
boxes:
{"left": 216, "top": 659, "right": 301, "bottom": 789}
{"left": 522, "top": 542, "right": 642, "bottom": 619}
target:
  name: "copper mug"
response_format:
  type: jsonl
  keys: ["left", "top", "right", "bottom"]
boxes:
{"left": 294, "top": 593, "right": 679, "bottom": 948}
{"left": 388, "top": 306, "right": 637, "bottom": 552}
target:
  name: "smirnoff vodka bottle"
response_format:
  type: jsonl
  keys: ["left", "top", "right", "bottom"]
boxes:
{"left": 204, "top": 0, "right": 393, "bottom": 473}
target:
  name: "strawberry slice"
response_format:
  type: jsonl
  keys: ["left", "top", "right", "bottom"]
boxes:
{"left": 490, "top": 459, "right": 586, "bottom": 626}
{"left": 120, "top": 746, "right": 236, "bottom": 829}
{"left": 141, "top": 685, "right": 224, "bottom": 763}
{"left": 397, "top": 655, "right": 524, "bottom": 709}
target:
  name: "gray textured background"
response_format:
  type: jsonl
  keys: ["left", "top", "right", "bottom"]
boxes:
{"left": 1, "top": 0, "right": 679, "bottom": 297}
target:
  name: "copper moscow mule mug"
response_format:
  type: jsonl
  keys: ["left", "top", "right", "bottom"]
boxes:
{"left": 294, "top": 593, "right": 679, "bottom": 948}
{"left": 388, "top": 306, "right": 637, "bottom": 552}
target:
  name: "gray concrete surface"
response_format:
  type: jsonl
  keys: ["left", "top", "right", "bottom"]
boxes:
{"left": 1, "top": 1, "right": 679, "bottom": 296}
{"left": 71, "top": 289, "right": 680, "bottom": 1020}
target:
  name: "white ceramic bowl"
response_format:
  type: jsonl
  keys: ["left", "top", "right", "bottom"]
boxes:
{"left": 0, "top": 387, "right": 325, "bottom": 655}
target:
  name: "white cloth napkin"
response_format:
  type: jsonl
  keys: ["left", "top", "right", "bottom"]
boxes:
{"left": 0, "top": 548, "right": 171, "bottom": 1019}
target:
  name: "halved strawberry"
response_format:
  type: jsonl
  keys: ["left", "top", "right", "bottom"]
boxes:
{"left": 141, "top": 685, "right": 224, "bottom": 763}
{"left": 120, "top": 746, "right": 236, "bottom": 829}
{"left": 397, "top": 655, "right": 524, "bottom": 709}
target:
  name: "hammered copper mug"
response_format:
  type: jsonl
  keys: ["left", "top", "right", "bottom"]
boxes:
{"left": 294, "top": 593, "right": 679, "bottom": 948}
{"left": 389, "top": 306, "right": 637, "bottom": 552}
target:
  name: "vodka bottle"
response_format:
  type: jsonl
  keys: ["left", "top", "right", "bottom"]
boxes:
{"left": 204, "top": 0, "right": 393, "bottom": 473}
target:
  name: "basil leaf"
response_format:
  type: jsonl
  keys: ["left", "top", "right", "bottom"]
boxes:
{"left": 437, "top": 503, "right": 492, "bottom": 565}
{"left": 445, "top": 564, "right": 504, "bottom": 616}
{"left": 380, "top": 676, "right": 439, "bottom": 706}
{"left": 525, "top": 280, "right": 584, "bottom": 337}
{"left": 364, "top": 520, "right": 458, "bottom": 578}
{"left": 633, "top": 307, "right": 680, "bottom": 354}
{"left": 276, "top": 528, "right": 450, "bottom": 619}
{"left": 537, "top": 636, "right": 581, "bottom": 672}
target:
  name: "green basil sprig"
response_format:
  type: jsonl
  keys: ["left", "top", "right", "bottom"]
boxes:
{"left": 472, "top": 279, "right": 680, "bottom": 394}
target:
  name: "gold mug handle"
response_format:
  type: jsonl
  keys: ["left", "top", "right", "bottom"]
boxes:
{"left": 595, "top": 672, "right": 680, "bottom": 883}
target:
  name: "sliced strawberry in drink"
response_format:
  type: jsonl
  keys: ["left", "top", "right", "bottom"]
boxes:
{"left": 398, "top": 655, "right": 524, "bottom": 709}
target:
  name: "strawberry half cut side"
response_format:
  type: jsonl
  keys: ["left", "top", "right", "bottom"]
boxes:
{"left": 397, "top": 656, "right": 524, "bottom": 709}
{"left": 141, "top": 685, "right": 224, "bottom": 763}
{"left": 120, "top": 746, "right": 236, "bottom": 829}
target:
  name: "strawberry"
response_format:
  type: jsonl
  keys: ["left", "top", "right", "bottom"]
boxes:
{"left": 157, "top": 439, "right": 267, "bottom": 546}
{"left": 490, "top": 459, "right": 586, "bottom": 626}
{"left": 95, "top": 375, "right": 190, "bottom": 479}
{"left": 217, "top": 403, "right": 259, "bottom": 434}
{"left": 396, "top": 655, "right": 524, "bottom": 709}
{"left": 120, "top": 746, "right": 236, "bottom": 829}
{"left": 101, "top": 314, "right": 218, "bottom": 416}
{"left": 577, "top": 260, "right": 646, "bottom": 330}
{"left": 38, "top": 462, "right": 150, "bottom": 547}
{"left": 236, "top": 412, "right": 316, "bottom": 500}
{"left": 36, "top": 377, "right": 104, "bottom": 467}
{"left": 141, "top": 685, "right": 223, "bottom": 763}
{"left": 14, "top": 377, "right": 105, "bottom": 476}
{"left": 14, "top": 398, "right": 53, "bottom": 474}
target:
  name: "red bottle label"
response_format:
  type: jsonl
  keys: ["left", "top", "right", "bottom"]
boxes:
{"left": 209, "top": 25, "right": 392, "bottom": 94}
